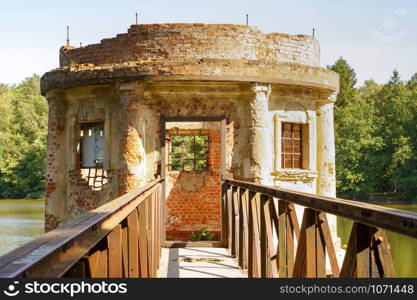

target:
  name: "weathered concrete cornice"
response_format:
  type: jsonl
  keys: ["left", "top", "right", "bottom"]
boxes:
{"left": 40, "top": 59, "right": 339, "bottom": 96}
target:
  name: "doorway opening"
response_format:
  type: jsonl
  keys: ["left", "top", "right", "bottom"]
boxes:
{"left": 161, "top": 116, "right": 226, "bottom": 243}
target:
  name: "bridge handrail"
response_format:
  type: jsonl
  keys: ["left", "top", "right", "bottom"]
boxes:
{"left": 223, "top": 179, "right": 417, "bottom": 278}
{"left": 0, "top": 177, "right": 163, "bottom": 278}
{"left": 226, "top": 179, "right": 417, "bottom": 238}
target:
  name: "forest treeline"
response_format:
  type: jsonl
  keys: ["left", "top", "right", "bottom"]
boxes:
{"left": 329, "top": 58, "right": 417, "bottom": 202}
{"left": 0, "top": 75, "right": 47, "bottom": 198}
{"left": 0, "top": 60, "right": 417, "bottom": 202}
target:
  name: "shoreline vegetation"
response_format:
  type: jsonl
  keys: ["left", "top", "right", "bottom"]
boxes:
{"left": 0, "top": 75, "right": 47, "bottom": 199}
{"left": 330, "top": 58, "right": 417, "bottom": 204}
{"left": 1, "top": 59, "right": 417, "bottom": 204}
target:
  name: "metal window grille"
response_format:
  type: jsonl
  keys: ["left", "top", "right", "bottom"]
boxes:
{"left": 281, "top": 123, "right": 302, "bottom": 169}
{"left": 169, "top": 135, "right": 209, "bottom": 171}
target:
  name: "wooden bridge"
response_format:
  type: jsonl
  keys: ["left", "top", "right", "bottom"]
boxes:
{"left": 0, "top": 177, "right": 416, "bottom": 278}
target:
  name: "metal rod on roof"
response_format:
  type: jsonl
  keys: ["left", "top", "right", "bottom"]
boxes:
{"left": 135, "top": 12, "right": 138, "bottom": 25}
{"left": 66, "top": 26, "right": 70, "bottom": 46}
{"left": 312, "top": 27, "right": 315, "bottom": 37}
{"left": 246, "top": 14, "right": 249, "bottom": 26}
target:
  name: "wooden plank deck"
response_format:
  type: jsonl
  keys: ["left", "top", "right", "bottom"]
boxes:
{"left": 158, "top": 248, "right": 246, "bottom": 278}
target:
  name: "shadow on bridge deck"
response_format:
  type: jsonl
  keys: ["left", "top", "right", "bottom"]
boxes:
{"left": 158, "top": 248, "right": 246, "bottom": 278}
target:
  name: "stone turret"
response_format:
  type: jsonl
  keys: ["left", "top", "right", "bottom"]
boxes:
{"left": 41, "top": 24, "right": 338, "bottom": 243}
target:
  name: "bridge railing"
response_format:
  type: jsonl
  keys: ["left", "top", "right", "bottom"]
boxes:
{"left": 223, "top": 179, "right": 417, "bottom": 278}
{"left": 0, "top": 178, "right": 163, "bottom": 278}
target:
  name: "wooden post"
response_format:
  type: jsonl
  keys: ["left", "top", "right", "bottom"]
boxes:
{"left": 121, "top": 220, "right": 129, "bottom": 277}
{"left": 233, "top": 186, "right": 240, "bottom": 260}
{"left": 238, "top": 188, "right": 245, "bottom": 268}
{"left": 247, "top": 191, "right": 255, "bottom": 277}
{"left": 340, "top": 223, "right": 396, "bottom": 278}
{"left": 293, "top": 208, "right": 327, "bottom": 278}
{"left": 107, "top": 224, "right": 122, "bottom": 277}
{"left": 278, "top": 200, "right": 287, "bottom": 277}
{"left": 227, "top": 185, "right": 234, "bottom": 255}
{"left": 222, "top": 182, "right": 229, "bottom": 247}
{"left": 262, "top": 196, "right": 278, "bottom": 277}
{"left": 304, "top": 209, "right": 318, "bottom": 277}
{"left": 127, "top": 210, "right": 139, "bottom": 277}
{"left": 250, "top": 193, "right": 262, "bottom": 277}
{"left": 259, "top": 194, "right": 268, "bottom": 277}
{"left": 138, "top": 204, "right": 149, "bottom": 277}
{"left": 241, "top": 189, "right": 249, "bottom": 269}
{"left": 96, "top": 248, "right": 108, "bottom": 278}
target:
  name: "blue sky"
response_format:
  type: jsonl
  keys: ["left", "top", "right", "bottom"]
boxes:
{"left": 0, "top": 0, "right": 416, "bottom": 85}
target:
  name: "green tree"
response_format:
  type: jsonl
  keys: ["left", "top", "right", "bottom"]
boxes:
{"left": 0, "top": 75, "right": 47, "bottom": 198}
{"left": 406, "top": 73, "right": 417, "bottom": 90}
{"left": 371, "top": 70, "right": 413, "bottom": 194}
{"left": 328, "top": 58, "right": 381, "bottom": 198}
{"left": 327, "top": 57, "right": 357, "bottom": 110}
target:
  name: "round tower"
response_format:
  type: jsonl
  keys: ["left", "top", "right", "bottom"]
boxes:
{"left": 41, "top": 24, "right": 338, "bottom": 243}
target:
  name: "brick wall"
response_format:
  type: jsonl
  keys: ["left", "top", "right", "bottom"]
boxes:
{"left": 41, "top": 24, "right": 338, "bottom": 97}
{"left": 60, "top": 24, "right": 319, "bottom": 67}
{"left": 166, "top": 127, "right": 221, "bottom": 241}
{"left": 44, "top": 94, "right": 66, "bottom": 231}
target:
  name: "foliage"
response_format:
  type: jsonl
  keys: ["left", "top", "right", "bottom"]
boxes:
{"left": 190, "top": 230, "right": 217, "bottom": 241}
{"left": 170, "top": 135, "right": 208, "bottom": 171}
{"left": 327, "top": 57, "right": 357, "bottom": 110}
{"left": 0, "top": 75, "right": 47, "bottom": 198}
{"left": 329, "top": 59, "right": 417, "bottom": 203}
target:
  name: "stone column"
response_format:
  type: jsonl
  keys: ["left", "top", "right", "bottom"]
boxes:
{"left": 249, "top": 84, "right": 272, "bottom": 185}
{"left": 316, "top": 99, "right": 336, "bottom": 198}
{"left": 44, "top": 90, "right": 67, "bottom": 231}
{"left": 117, "top": 82, "right": 147, "bottom": 195}
{"left": 316, "top": 96, "right": 341, "bottom": 256}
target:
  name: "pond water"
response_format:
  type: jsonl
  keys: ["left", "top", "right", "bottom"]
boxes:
{"left": 0, "top": 199, "right": 45, "bottom": 256}
{"left": 337, "top": 204, "right": 417, "bottom": 278}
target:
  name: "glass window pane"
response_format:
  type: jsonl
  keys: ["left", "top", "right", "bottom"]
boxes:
{"left": 81, "top": 122, "right": 104, "bottom": 168}
{"left": 293, "top": 155, "right": 301, "bottom": 168}
{"left": 283, "top": 128, "right": 292, "bottom": 138}
{"left": 281, "top": 123, "right": 304, "bottom": 169}
{"left": 293, "top": 131, "right": 301, "bottom": 139}
{"left": 283, "top": 139, "right": 292, "bottom": 153}
{"left": 284, "top": 154, "right": 292, "bottom": 169}
{"left": 293, "top": 140, "right": 301, "bottom": 153}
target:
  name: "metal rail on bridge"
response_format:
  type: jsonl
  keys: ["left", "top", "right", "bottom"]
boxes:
{"left": 0, "top": 178, "right": 163, "bottom": 278}
{"left": 223, "top": 179, "right": 417, "bottom": 278}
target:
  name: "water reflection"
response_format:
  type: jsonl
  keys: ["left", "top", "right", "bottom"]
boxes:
{"left": 0, "top": 199, "right": 45, "bottom": 256}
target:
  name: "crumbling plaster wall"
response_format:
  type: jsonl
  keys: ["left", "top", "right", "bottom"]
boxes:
{"left": 240, "top": 83, "right": 338, "bottom": 249}
{"left": 44, "top": 80, "right": 336, "bottom": 235}
{"left": 165, "top": 123, "right": 222, "bottom": 240}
